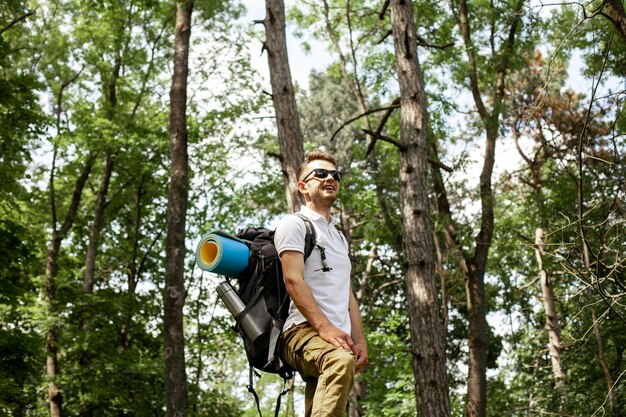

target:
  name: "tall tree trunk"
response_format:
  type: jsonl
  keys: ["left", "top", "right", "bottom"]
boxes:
{"left": 80, "top": 44, "right": 120, "bottom": 417}
{"left": 84, "top": 46, "right": 121, "bottom": 293}
{"left": 46, "top": 67, "right": 91, "bottom": 417}
{"left": 121, "top": 177, "right": 150, "bottom": 349}
{"left": 164, "top": 2, "right": 192, "bottom": 416}
{"left": 79, "top": 153, "right": 114, "bottom": 417}
{"left": 465, "top": 120, "right": 496, "bottom": 417}
{"left": 535, "top": 228, "right": 566, "bottom": 387}
{"left": 390, "top": 1, "right": 451, "bottom": 416}
{"left": 263, "top": 0, "right": 304, "bottom": 213}
{"left": 46, "top": 153, "right": 96, "bottom": 417}
{"left": 84, "top": 154, "right": 115, "bottom": 293}
{"left": 455, "top": 1, "right": 523, "bottom": 415}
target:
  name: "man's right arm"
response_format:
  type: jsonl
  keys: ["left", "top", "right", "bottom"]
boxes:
{"left": 281, "top": 250, "right": 355, "bottom": 352}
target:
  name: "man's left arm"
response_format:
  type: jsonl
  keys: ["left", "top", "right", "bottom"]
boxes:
{"left": 349, "top": 290, "right": 368, "bottom": 373}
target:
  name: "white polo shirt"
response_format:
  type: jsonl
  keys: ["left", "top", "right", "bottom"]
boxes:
{"left": 274, "top": 206, "right": 352, "bottom": 335}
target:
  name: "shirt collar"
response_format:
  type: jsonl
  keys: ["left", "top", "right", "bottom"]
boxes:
{"left": 299, "top": 205, "right": 340, "bottom": 226}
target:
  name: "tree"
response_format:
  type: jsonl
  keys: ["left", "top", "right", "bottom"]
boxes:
{"left": 262, "top": 0, "right": 305, "bottom": 213}
{"left": 426, "top": 1, "right": 529, "bottom": 415}
{"left": 389, "top": 1, "right": 451, "bottom": 415}
{"left": 599, "top": 0, "right": 626, "bottom": 42}
{"left": 164, "top": 1, "right": 193, "bottom": 416}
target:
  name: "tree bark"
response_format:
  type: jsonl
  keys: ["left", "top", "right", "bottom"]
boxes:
{"left": 164, "top": 2, "right": 192, "bottom": 416}
{"left": 46, "top": 153, "right": 96, "bottom": 417}
{"left": 602, "top": 0, "right": 626, "bottom": 43}
{"left": 535, "top": 228, "right": 566, "bottom": 387}
{"left": 264, "top": 0, "right": 304, "bottom": 213}
{"left": 84, "top": 154, "right": 114, "bottom": 293}
{"left": 390, "top": 1, "right": 451, "bottom": 416}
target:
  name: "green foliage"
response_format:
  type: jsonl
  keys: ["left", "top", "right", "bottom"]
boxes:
{"left": 0, "top": 219, "right": 41, "bottom": 416}
{"left": 0, "top": 2, "right": 47, "bottom": 215}
{"left": 2, "top": 0, "right": 624, "bottom": 415}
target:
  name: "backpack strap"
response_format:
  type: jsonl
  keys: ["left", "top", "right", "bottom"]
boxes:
{"left": 294, "top": 213, "right": 316, "bottom": 260}
{"left": 295, "top": 213, "right": 337, "bottom": 272}
{"left": 247, "top": 367, "right": 263, "bottom": 417}
{"left": 274, "top": 377, "right": 292, "bottom": 417}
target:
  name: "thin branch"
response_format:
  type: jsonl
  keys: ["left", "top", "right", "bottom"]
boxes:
{"left": 330, "top": 103, "right": 400, "bottom": 141}
{"left": 367, "top": 278, "right": 403, "bottom": 322}
{"left": 137, "top": 231, "right": 164, "bottom": 279}
{"left": 377, "top": 29, "right": 392, "bottom": 44}
{"left": 132, "top": 15, "right": 172, "bottom": 118}
{"left": 268, "top": 151, "right": 284, "bottom": 161}
{"left": 367, "top": 97, "right": 400, "bottom": 155}
{"left": 416, "top": 34, "right": 455, "bottom": 50}
{"left": 577, "top": 27, "right": 615, "bottom": 273}
{"left": 363, "top": 129, "right": 453, "bottom": 172}
{"left": 0, "top": 9, "right": 35, "bottom": 36}
{"left": 361, "top": 129, "right": 406, "bottom": 150}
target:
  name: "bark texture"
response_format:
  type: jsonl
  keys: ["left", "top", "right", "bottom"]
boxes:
{"left": 84, "top": 154, "right": 114, "bottom": 293}
{"left": 390, "top": 1, "right": 451, "bottom": 415}
{"left": 535, "top": 228, "right": 566, "bottom": 387}
{"left": 164, "top": 2, "right": 192, "bottom": 416}
{"left": 264, "top": 0, "right": 304, "bottom": 213}
{"left": 46, "top": 153, "right": 95, "bottom": 417}
{"left": 602, "top": 0, "right": 626, "bottom": 42}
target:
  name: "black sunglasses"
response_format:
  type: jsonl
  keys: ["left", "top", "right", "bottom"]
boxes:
{"left": 302, "top": 168, "right": 343, "bottom": 182}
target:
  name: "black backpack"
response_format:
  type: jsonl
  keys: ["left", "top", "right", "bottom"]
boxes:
{"left": 231, "top": 214, "right": 316, "bottom": 416}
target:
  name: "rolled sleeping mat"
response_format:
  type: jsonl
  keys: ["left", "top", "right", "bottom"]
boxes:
{"left": 195, "top": 231, "right": 250, "bottom": 277}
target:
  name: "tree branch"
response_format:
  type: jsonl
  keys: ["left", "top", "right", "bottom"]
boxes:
{"left": 379, "top": 0, "right": 390, "bottom": 20}
{"left": 0, "top": 9, "right": 35, "bottom": 36}
{"left": 330, "top": 103, "right": 400, "bottom": 141}
{"left": 416, "top": 34, "right": 455, "bottom": 50}
{"left": 361, "top": 128, "right": 406, "bottom": 150}
{"left": 366, "top": 98, "right": 400, "bottom": 155}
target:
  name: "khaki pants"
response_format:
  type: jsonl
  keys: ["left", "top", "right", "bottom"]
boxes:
{"left": 280, "top": 323, "right": 356, "bottom": 417}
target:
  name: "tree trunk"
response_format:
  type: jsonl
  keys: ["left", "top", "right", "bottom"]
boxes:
{"left": 390, "top": 1, "right": 451, "bottom": 416}
{"left": 264, "top": 0, "right": 304, "bottom": 213}
{"left": 602, "top": 0, "right": 626, "bottom": 43}
{"left": 84, "top": 45, "right": 120, "bottom": 293}
{"left": 46, "top": 153, "right": 96, "bottom": 417}
{"left": 80, "top": 42, "right": 121, "bottom": 417}
{"left": 465, "top": 265, "right": 489, "bottom": 417}
{"left": 535, "top": 228, "right": 566, "bottom": 387}
{"left": 455, "top": 0, "right": 523, "bottom": 414}
{"left": 84, "top": 154, "right": 114, "bottom": 293}
{"left": 164, "top": 2, "right": 192, "bottom": 416}
{"left": 121, "top": 177, "right": 147, "bottom": 349}
{"left": 592, "top": 308, "right": 615, "bottom": 414}
{"left": 465, "top": 125, "right": 496, "bottom": 417}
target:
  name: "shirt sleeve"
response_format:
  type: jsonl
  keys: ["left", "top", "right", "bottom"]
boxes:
{"left": 274, "top": 214, "right": 307, "bottom": 256}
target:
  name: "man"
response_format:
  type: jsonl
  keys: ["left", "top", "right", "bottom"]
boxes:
{"left": 274, "top": 151, "right": 368, "bottom": 417}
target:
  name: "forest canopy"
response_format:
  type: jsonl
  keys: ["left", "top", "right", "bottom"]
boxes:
{"left": 1, "top": 0, "right": 624, "bottom": 416}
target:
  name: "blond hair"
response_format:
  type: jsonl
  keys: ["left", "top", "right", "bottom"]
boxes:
{"left": 296, "top": 151, "right": 337, "bottom": 181}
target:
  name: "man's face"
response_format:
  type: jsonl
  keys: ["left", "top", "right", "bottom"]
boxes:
{"left": 298, "top": 159, "right": 340, "bottom": 204}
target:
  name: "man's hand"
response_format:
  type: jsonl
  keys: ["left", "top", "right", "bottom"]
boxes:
{"left": 352, "top": 341, "right": 368, "bottom": 374}
{"left": 317, "top": 323, "right": 355, "bottom": 353}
